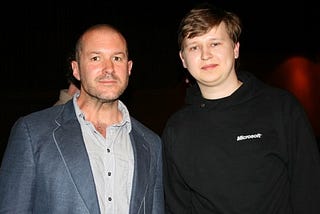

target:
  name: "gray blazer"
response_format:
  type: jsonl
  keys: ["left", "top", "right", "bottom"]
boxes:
{"left": 0, "top": 100, "right": 164, "bottom": 214}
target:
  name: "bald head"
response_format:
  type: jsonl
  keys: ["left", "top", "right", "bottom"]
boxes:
{"left": 75, "top": 24, "right": 128, "bottom": 62}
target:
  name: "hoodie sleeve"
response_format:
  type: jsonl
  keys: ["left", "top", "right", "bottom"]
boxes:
{"left": 162, "top": 122, "right": 192, "bottom": 214}
{"left": 286, "top": 96, "right": 320, "bottom": 213}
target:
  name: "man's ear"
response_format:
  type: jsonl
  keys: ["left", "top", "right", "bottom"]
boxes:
{"left": 179, "top": 51, "right": 187, "bottom": 68}
{"left": 71, "top": 60, "right": 81, "bottom": 81}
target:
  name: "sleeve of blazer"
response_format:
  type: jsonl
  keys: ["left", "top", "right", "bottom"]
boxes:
{"left": 0, "top": 117, "right": 35, "bottom": 213}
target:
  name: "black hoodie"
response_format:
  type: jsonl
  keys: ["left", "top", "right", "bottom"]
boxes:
{"left": 162, "top": 71, "right": 320, "bottom": 214}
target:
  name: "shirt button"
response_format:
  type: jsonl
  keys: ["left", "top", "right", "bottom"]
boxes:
{"left": 107, "top": 148, "right": 110, "bottom": 153}
{"left": 108, "top": 172, "right": 111, "bottom": 176}
{"left": 108, "top": 197, "right": 112, "bottom": 201}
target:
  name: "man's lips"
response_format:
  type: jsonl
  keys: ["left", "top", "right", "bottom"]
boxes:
{"left": 201, "top": 64, "right": 218, "bottom": 70}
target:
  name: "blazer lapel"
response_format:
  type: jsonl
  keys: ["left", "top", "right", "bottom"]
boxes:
{"left": 54, "top": 105, "right": 100, "bottom": 213}
{"left": 129, "top": 132, "right": 151, "bottom": 214}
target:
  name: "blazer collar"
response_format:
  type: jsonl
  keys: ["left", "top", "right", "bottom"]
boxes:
{"left": 54, "top": 101, "right": 101, "bottom": 213}
{"left": 54, "top": 101, "right": 152, "bottom": 214}
{"left": 129, "top": 127, "right": 151, "bottom": 213}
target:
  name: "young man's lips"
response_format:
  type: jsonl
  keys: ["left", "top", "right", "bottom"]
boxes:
{"left": 202, "top": 64, "right": 217, "bottom": 70}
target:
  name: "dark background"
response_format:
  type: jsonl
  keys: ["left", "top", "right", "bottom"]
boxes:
{"left": 1, "top": 0, "right": 319, "bottom": 158}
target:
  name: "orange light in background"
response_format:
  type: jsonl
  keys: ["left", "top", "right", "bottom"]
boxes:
{"left": 266, "top": 56, "right": 320, "bottom": 137}
{"left": 282, "top": 57, "right": 314, "bottom": 114}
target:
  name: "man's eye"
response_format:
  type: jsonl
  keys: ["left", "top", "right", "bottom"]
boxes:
{"left": 92, "top": 56, "right": 99, "bottom": 61}
{"left": 113, "top": 56, "right": 122, "bottom": 61}
{"left": 211, "top": 42, "right": 219, "bottom": 47}
{"left": 189, "top": 46, "right": 198, "bottom": 51}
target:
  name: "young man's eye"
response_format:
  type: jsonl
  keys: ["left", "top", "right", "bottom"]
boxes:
{"left": 189, "top": 46, "right": 198, "bottom": 51}
{"left": 92, "top": 56, "right": 99, "bottom": 61}
{"left": 211, "top": 42, "right": 219, "bottom": 47}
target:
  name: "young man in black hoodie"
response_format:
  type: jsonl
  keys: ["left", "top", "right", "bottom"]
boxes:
{"left": 162, "top": 3, "right": 320, "bottom": 214}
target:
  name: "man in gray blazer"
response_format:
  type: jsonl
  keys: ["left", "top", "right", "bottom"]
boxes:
{"left": 0, "top": 24, "right": 164, "bottom": 214}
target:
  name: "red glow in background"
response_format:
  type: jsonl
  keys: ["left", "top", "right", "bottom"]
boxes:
{"left": 266, "top": 56, "right": 320, "bottom": 137}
